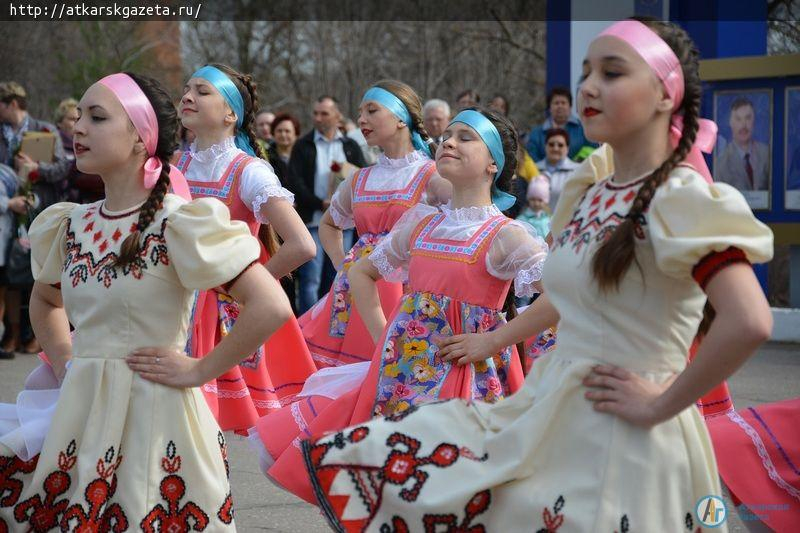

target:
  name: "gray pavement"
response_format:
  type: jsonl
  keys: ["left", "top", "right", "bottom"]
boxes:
{"left": 1, "top": 342, "right": 798, "bottom": 532}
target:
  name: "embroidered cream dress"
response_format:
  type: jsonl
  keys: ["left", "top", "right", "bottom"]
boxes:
{"left": 303, "top": 162, "right": 774, "bottom": 532}
{"left": 0, "top": 195, "right": 259, "bottom": 531}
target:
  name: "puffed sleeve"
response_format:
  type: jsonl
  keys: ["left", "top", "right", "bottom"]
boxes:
{"left": 29, "top": 202, "right": 76, "bottom": 285}
{"left": 648, "top": 167, "right": 773, "bottom": 286}
{"left": 550, "top": 143, "right": 614, "bottom": 236}
{"left": 239, "top": 159, "right": 296, "bottom": 224}
{"left": 486, "top": 220, "right": 549, "bottom": 298}
{"left": 165, "top": 198, "right": 261, "bottom": 290}
{"left": 329, "top": 172, "right": 356, "bottom": 230}
{"left": 368, "top": 203, "right": 438, "bottom": 283}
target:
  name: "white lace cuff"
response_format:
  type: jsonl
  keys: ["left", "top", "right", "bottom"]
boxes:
{"left": 514, "top": 261, "right": 544, "bottom": 298}
{"left": 368, "top": 246, "right": 408, "bottom": 283}
{"left": 329, "top": 203, "right": 355, "bottom": 230}
{"left": 251, "top": 184, "right": 295, "bottom": 224}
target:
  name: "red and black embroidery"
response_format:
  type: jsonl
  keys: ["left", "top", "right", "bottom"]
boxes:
{"left": 217, "top": 494, "right": 234, "bottom": 525}
{"left": 65, "top": 218, "right": 170, "bottom": 289}
{"left": 420, "top": 489, "right": 491, "bottom": 532}
{"left": 684, "top": 511, "right": 701, "bottom": 532}
{"left": 306, "top": 427, "right": 488, "bottom": 533}
{"left": 140, "top": 441, "right": 210, "bottom": 532}
{"left": 216, "top": 432, "right": 234, "bottom": 525}
{"left": 14, "top": 440, "right": 77, "bottom": 532}
{"left": 60, "top": 446, "right": 128, "bottom": 532}
{"left": 0, "top": 454, "right": 38, "bottom": 509}
{"left": 555, "top": 181, "right": 646, "bottom": 253}
{"left": 535, "top": 495, "right": 565, "bottom": 532}
{"left": 614, "top": 511, "right": 700, "bottom": 532}
{"left": 692, "top": 246, "right": 748, "bottom": 289}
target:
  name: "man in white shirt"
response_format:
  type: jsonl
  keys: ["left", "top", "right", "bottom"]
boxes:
{"left": 423, "top": 99, "right": 450, "bottom": 145}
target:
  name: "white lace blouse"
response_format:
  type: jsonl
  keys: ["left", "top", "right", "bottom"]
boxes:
{"left": 328, "top": 150, "right": 449, "bottom": 230}
{"left": 184, "top": 137, "right": 294, "bottom": 224}
{"left": 369, "top": 203, "right": 549, "bottom": 298}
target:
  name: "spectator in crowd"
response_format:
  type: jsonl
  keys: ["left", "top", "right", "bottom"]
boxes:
{"left": 504, "top": 144, "right": 541, "bottom": 220}
{"left": 287, "top": 95, "right": 366, "bottom": 313}
{"left": 526, "top": 86, "right": 596, "bottom": 162}
{"left": 423, "top": 98, "right": 450, "bottom": 144}
{"left": 0, "top": 164, "right": 32, "bottom": 359}
{"left": 456, "top": 89, "right": 480, "bottom": 109}
{"left": 255, "top": 109, "right": 276, "bottom": 152}
{"left": 536, "top": 127, "right": 580, "bottom": 211}
{"left": 489, "top": 94, "right": 510, "bottom": 116}
{"left": 267, "top": 112, "right": 301, "bottom": 186}
{"left": 517, "top": 178, "right": 551, "bottom": 241}
{"left": 342, "top": 117, "right": 378, "bottom": 165}
{"left": 0, "top": 81, "right": 68, "bottom": 208}
{"left": 0, "top": 81, "right": 69, "bottom": 356}
{"left": 53, "top": 98, "right": 104, "bottom": 204}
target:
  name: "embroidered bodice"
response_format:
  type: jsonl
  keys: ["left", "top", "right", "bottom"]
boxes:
{"left": 29, "top": 195, "right": 261, "bottom": 360}
{"left": 329, "top": 150, "right": 445, "bottom": 235}
{"left": 178, "top": 137, "right": 294, "bottom": 224}
{"left": 544, "top": 164, "right": 773, "bottom": 373}
{"left": 370, "top": 203, "right": 548, "bottom": 307}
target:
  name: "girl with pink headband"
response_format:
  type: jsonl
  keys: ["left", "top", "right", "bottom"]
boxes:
{"left": 0, "top": 72, "right": 293, "bottom": 529}
{"left": 300, "top": 19, "right": 773, "bottom": 530}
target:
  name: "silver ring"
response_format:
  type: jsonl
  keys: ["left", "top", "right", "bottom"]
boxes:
{"left": 155, "top": 357, "right": 161, "bottom": 364}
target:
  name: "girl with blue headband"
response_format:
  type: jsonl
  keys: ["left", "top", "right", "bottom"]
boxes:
{"left": 254, "top": 107, "right": 548, "bottom": 503}
{"left": 295, "top": 80, "right": 451, "bottom": 370}
{"left": 176, "top": 63, "right": 318, "bottom": 433}
{"left": 250, "top": 80, "right": 451, "bottom": 489}
{"left": 305, "top": 20, "right": 774, "bottom": 531}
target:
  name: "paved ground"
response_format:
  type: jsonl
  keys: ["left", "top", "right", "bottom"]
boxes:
{"left": 1, "top": 342, "right": 798, "bottom": 532}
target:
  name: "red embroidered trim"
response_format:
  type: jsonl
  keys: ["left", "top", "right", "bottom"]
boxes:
{"left": 604, "top": 175, "right": 649, "bottom": 190}
{"left": 221, "top": 260, "right": 259, "bottom": 292}
{"left": 98, "top": 203, "right": 142, "bottom": 220}
{"left": 692, "top": 247, "right": 748, "bottom": 289}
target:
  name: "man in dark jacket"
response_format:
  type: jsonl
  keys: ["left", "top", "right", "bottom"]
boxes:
{"left": 288, "top": 95, "right": 366, "bottom": 313}
{"left": 0, "top": 81, "right": 68, "bottom": 209}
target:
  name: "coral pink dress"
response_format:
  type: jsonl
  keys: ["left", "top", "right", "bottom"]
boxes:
{"left": 177, "top": 138, "right": 317, "bottom": 432}
{"left": 251, "top": 203, "right": 548, "bottom": 503}
{"left": 298, "top": 150, "right": 438, "bottom": 369}
{"left": 707, "top": 398, "right": 800, "bottom": 531}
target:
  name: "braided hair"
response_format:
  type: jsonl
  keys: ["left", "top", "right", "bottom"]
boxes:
{"left": 209, "top": 63, "right": 280, "bottom": 257}
{"left": 591, "top": 18, "right": 702, "bottom": 291}
{"left": 373, "top": 80, "right": 438, "bottom": 156}
{"left": 115, "top": 73, "right": 177, "bottom": 268}
{"left": 465, "top": 107, "right": 528, "bottom": 371}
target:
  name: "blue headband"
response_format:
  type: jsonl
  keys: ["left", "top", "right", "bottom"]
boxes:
{"left": 450, "top": 110, "right": 516, "bottom": 211}
{"left": 192, "top": 65, "right": 256, "bottom": 156}
{"left": 361, "top": 87, "right": 432, "bottom": 158}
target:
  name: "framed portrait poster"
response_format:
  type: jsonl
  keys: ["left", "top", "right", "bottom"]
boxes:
{"left": 713, "top": 89, "right": 773, "bottom": 210}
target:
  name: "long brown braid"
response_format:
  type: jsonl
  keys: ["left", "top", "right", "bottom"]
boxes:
{"left": 374, "top": 80, "right": 438, "bottom": 156}
{"left": 591, "top": 19, "right": 702, "bottom": 291}
{"left": 115, "top": 73, "right": 178, "bottom": 268}
{"left": 209, "top": 63, "right": 280, "bottom": 257}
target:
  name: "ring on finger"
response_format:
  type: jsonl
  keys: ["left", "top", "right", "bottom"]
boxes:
{"left": 155, "top": 357, "right": 161, "bottom": 364}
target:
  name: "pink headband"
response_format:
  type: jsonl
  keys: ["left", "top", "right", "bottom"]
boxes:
{"left": 599, "top": 20, "right": 717, "bottom": 183}
{"left": 98, "top": 73, "right": 192, "bottom": 200}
